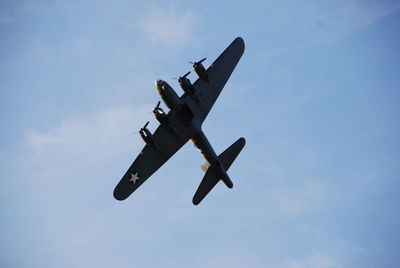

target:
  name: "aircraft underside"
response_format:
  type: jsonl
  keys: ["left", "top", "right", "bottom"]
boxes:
{"left": 113, "top": 37, "right": 246, "bottom": 205}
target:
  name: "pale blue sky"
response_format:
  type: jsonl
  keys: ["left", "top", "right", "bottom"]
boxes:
{"left": 1, "top": 0, "right": 400, "bottom": 267}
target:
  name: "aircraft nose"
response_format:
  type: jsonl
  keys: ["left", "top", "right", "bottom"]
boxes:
{"left": 155, "top": 79, "right": 164, "bottom": 89}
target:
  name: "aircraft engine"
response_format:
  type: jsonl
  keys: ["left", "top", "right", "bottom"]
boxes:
{"left": 153, "top": 101, "right": 168, "bottom": 125}
{"left": 190, "top": 58, "right": 209, "bottom": 83}
{"left": 139, "top": 121, "right": 158, "bottom": 150}
{"left": 178, "top": 71, "right": 200, "bottom": 102}
{"left": 178, "top": 71, "right": 194, "bottom": 95}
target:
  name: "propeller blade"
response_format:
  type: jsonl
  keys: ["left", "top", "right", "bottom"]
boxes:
{"left": 183, "top": 71, "right": 191, "bottom": 78}
{"left": 156, "top": 101, "right": 160, "bottom": 109}
{"left": 190, "top": 58, "right": 206, "bottom": 65}
{"left": 143, "top": 121, "right": 149, "bottom": 129}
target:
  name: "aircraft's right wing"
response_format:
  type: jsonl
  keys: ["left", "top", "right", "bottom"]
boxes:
{"left": 113, "top": 124, "right": 189, "bottom": 201}
{"left": 184, "top": 37, "right": 245, "bottom": 123}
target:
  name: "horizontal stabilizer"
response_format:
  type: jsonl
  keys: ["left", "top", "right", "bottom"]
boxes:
{"left": 219, "top": 137, "right": 246, "bottom": 170}
{"left": 193, "top": 167, "right": 219, "bottom": 205}
{"left": 192, "top": 137, "right": 246, "bottom": 205}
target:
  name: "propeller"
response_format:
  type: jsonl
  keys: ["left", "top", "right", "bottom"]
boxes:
{"left": 134, "top": 121, "right": 150, "bottom": 135}
{"left": 178, "top": 71, "right": 191, "bottom": 83}
{"left": 182, "top": 71, "right": 191, "bottom": 78}
{"left": 153, "top": 101, "right": 161, "bottom": 113}
{"left": 189, "top": 58, "right": 206, "bottom": 65}
{"left": 141, "top": 121, "right": 149, "bottom": 131}
{"left": 173, "top": 71, "right": 191, "bottom": 81}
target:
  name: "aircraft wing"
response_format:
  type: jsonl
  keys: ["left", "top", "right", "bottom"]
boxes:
{"left": 185, "top": 37, "right": 245, "bottom": 123}
{"left": 113, "top": 124, "right": 188, "bottom": 201}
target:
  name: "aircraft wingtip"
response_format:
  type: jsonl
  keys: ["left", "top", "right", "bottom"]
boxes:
{"left": 238, "top": 137, "right": 246, "bottom": 147}
{"left": 235, "top": 37, "right": 245, "bottom": 50}
{"left": 113, "top": 188, "right": 127, "bottom": 201}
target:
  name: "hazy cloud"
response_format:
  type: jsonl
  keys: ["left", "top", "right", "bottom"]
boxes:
{"left": 135, "top": 5, "right": 196, "bottom": 47}
{"left": 260, "top": 0, "right": 400, "bottom": 58}
{"left": 272, "top": 179, "right": 326, "bottom": 215}
{"left": 0, "top": 0, "right": 75, "bottom": 25}
{"left": 275, "top": 252, "right": 339, "bottom": 268}
{"left": 24, "top": 105, "right": 151, "bottom": 173}
{"left": 316, "top": 0, "right": 400, "bottom": 33}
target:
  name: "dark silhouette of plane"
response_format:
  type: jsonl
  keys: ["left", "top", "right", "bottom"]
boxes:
{"left": 113, "top": 37, "right": 245, "bottom": 205}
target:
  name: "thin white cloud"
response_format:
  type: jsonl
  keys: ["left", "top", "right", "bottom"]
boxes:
{"left": 272, "top": 179, "right": 326, "bottom": 215}
{"left": 0, "top": 0, "right": 74, "bottom": 25}
{"left": 186, "top": 248, "right": 343, "bottom": 268}
{"left": 24, "top": 105, "right": 152, "bottom": 174}
{"left": 260, "top": 0, "right": 400, "bottom": 58}
{"left": 275, "top": 252, "right": 340, "bottom": 268}
{"left": 135, "top": 5, "right": 196, "bottom": 47}
{"left": 317, "top": 0, "right": 400, "bottom": 34}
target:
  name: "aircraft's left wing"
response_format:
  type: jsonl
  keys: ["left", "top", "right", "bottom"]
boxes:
{"left": 113, "top": 124, "right": 189, "bottom": 201}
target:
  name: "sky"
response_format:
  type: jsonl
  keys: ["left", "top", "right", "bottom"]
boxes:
{"left": 1, "top": 0, "right": 400, "bottom": 267}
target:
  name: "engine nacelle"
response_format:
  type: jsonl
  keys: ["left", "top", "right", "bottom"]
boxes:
{"left": 179, "top": 76, "right": 194, "bottom": 95}
{"left": 153, "top": 107, "right": 168, "bottom": 125}
{"left": 140, "top": 128, "right": 158, "bottom": 150}
{"left": 192, "top": 58, "right": 209, "bottom": 83}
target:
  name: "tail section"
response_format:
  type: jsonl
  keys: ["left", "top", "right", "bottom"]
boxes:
{"left": 192, "top": 137, "right": 246, "bottom": 205}
{"left": 192, "top": 167, "right": 219, "bottom": 205}
{"left": 219, "top": 137, "right": 246, "bottom": 171}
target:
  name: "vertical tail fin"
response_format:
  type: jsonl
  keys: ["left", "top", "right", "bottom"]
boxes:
{"left": 192, "top": 137, "right": 246, "bottom": 205}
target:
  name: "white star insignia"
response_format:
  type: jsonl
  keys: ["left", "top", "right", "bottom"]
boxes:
{"left": 129, "top": 172, "right": 140, "bottom": 184}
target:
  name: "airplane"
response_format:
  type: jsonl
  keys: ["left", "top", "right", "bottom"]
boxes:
{"left": 113, "top": 37, "right": 246, "bottom": 205}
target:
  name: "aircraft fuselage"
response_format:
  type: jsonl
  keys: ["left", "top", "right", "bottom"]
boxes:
{"left": 155, "top": 79, "right": 233, "bottom": 188}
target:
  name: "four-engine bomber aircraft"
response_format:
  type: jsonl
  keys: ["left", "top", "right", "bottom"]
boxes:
{"left": 113, "top": 37, "right": 245, "bottom": 205}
